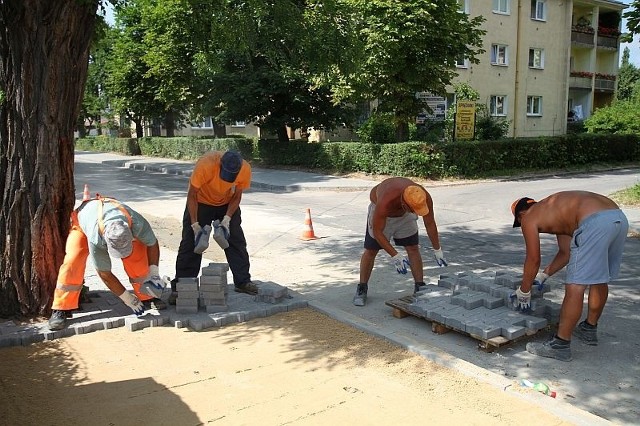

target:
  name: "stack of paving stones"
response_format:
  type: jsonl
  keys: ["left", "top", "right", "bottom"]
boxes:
{"left": 408, "top": 270, "right": 561, "bottom": 341}
{"left": 175, "top": 277, "right": 200, "bottom": 314}
{"left": 199, "top": 262, "right": 229, "bottom": 313}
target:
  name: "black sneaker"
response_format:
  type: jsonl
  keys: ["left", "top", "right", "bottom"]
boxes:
{"left": 573, "top": 320, "right": 598, "bottom": 346}
{"left": 234, "top": 281, "right": 259, "bottom": 295}
{"left": 48, "top": 310, "right": 68, "bottom": 331}
{"left": 526, "top": 336, "right": 572, "bottom": 362}
{"left": 143, "top": 298, "right": 167, "bottom": 310}
{"left": 353, "top": 283, "right": 368, "bottom": 306}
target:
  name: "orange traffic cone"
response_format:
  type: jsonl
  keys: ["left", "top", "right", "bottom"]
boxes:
{"left": 300, "top": 208, "right": 319, "bottom": 241}
{"left": 82, "top": 184, "right": 90, "bottom": 201}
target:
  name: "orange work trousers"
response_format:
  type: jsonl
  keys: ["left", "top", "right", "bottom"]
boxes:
{"left": 51, "top": 212, "right": 153, "bottom": 311}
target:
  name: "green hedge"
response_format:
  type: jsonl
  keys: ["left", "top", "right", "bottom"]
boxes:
{"left": 75, "top": 134, "right": 640, "bottom": 179}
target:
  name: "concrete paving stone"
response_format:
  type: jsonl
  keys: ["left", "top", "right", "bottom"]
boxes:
{"left": 176, "top": 281, "right": 198, "bottom": 292}
{"left": 482, "top": 295, "right": 504, "bottom": 309}
{"left": 257, "top": 281, "right": 288, "bottom": 298}
{"left": 174, "top": 320, "right": 185, "bottom": 328}
{"left": 176, "top": 298, "right": 199, "bottom": 307}
{"left": 499, "top": 323, "right": 527, "bottom": 340}
{"left": 0, "top": 335, "right": 22, "bottom": 347}
{"left": 286, "top": 299, "right": 309, "bottom": 310}
{"left": 199, "top": 286, "right": 226, "bottom": 295}
{"left": 256, "top": 295, "right": 285, "bottom": 304}
{"left": 521, "top": 315, "right": 548, "bottom": 331}
{"left": 437, "top": 279, "right": 455, "bottom": 289}
{"left": 466, "top": 322, "right": 503, "bottom": 340}
{"left": 177, "top": 290, "right": 200, "bottom": 299}
{"left": 125, "top": 317, "right": 150, "bottom": 332}
{"left": 176, "top": 306, "right": 199, "bottom": 314}
{"left": 200, "top": 275, "right": 227, "bottom": 285}
{"left": 205, "top": 304, "right": 229, "bottom": 313}
{"left": 265, "top": 304, "right": 288, "bottom": 316}
{"left": 200, "top": 297, "right": 226, "bottom": 305}
{"left": 201, "top": 263, "right": 229, "bottom": 275}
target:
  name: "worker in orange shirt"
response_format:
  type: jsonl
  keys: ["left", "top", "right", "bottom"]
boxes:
{"left": 48, "top": 196, "right": 166, "bottom": 330}
{"left": 170, "top": 150, "right": 256, "bottom": 301}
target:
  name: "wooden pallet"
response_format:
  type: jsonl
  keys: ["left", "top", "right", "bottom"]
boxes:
{"left": 385, "top": 295, "right": 545, "bottom": 352}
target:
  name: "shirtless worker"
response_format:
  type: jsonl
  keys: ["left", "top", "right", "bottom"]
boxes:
{"left": 511, "top": 191, "right": 628, "bottom": 361}
{"left": 354, "top": 177, "right": 447, "bottom": 306}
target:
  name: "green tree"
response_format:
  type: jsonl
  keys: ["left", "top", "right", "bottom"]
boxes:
{"left": 343, "top": 0, "right": 485, "bottom": 142}
{"left": 584, "top": 98, "right": 640, "bottom": 133}
{"left": 616, "top": 48, "right": 640, "bottom": 101}
{"left": 0, "top": 0, "right": 99, "bottom": 316}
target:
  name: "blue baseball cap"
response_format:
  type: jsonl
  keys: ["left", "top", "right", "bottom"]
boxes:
{"left": 220, "top": 150, "right": 242, "bottom": 183}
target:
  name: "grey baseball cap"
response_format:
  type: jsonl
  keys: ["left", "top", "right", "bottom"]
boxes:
{"left": 104, "top": 219, "right": 133, "bottom": 258}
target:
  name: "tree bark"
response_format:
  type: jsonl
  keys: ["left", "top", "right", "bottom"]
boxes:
{"left": 0, "top": 0, "right": 98, "bottom": 317}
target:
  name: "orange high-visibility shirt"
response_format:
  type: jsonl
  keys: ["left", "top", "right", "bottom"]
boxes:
{"left": 189, "top": 151, "right": 251, "bottom": 206}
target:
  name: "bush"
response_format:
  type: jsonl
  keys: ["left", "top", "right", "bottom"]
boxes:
{"left": 356, "top": 113, "right": 395, "bottom": 144}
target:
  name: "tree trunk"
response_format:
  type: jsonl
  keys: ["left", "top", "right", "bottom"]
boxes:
{"left": 0, "top": 0, "right": 98, "bottom": 317}
{"left": 164, "top": 110, "right": 175, "bottom": 137}
{"left": 213, "top": 122, "right": 226, "bottom": 138}
{"left": 276, "top": 125, "right": 290, "bottom": 142}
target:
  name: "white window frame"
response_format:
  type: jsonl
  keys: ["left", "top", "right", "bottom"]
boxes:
{"left": 493, "top": 0, "right": 510, "bottom": 14}
{"left": 458, "top": 0, "right": 469, "bottom": 14}
{"left": 456, "top": 54, "right": 469, "bottom": 68}
{"left": 527, "top": 96, "right": 543, "bottom": 116}
{"left": 490, "top": 95, "right": 507, "bottom": 116}
{"left": 531, "top": 0, "right": 546, "bottom": 21}
{"left": 528, "top": 48, "right": 544, "bottom": 69}
{"left": 491, "top": 44, "right": 508, "bottom": 66}
{"left": 231, "top": 120, "right": 246, "bottom": 127}
{"left": 191, "top": 116, "right": 213, "bottom": 129}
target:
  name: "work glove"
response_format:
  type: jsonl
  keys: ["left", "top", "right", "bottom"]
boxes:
{"left": 533, "top": 271, "right": 549, "bottom": 291}
{"left": 141, "top": 265, "right": 166, "bottom": 299}
{"left": 192, "top": 222, "right": 211, "bottom": 254}
{"left": 433, "top": 248, "right": 448, "bottom": 267}
{"left": 119, "top": 291, "right": 145, "bottom": 316}
{"left": 510, "top": 286, "right": 531, "bottom": 311}
{"left": 220, "top": 215, "right": 231, "bottom": 239}
{"left": 392, "top": 253, "right": 410, "bottom": 274}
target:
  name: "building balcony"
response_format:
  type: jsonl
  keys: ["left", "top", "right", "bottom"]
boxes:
{"left": 572, "top": 30, "right": 594, "bottom": 46}
{"left": 595, "top": 78, "right": 615, "bottom": 91}
{"left": 569, "top": 76, "right": 593, "bottom": 89}
{"left": 597, "top": 35, "right": 618, "bottom": 49}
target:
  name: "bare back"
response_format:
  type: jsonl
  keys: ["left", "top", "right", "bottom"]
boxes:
{"left": 524, "top": 191, "right": 619, "bottom": 235}
{"left": 370, "top": 177, "right": 416, "bottom": 218}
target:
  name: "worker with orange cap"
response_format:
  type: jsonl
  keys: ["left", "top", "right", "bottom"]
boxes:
{"left": 354, "top": 177, "right": 446, "bottom": 306}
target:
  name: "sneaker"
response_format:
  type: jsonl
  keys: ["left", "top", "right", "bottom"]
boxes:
{"left": 573, "top": 320, "right": 598, "bottom": 346}
{"left": 48, "top": 310, "right": 68, "bottom": 331}
{"left": 234, "top": 281, "right": 259, "bottom": 295}
{"left": 526, "top": 336, "right": 572, "bottom": 362}
{"left": 143, "top": 298, "right": 167, "bottom": 310}
{"left": 414, "top": 282, "right": 427, "bottom": 295}
{"left": 167, "top": 291, "right": 178, "bottom": 306}
{"left": 353, "top": 283, "right": 368, "bottom": 306}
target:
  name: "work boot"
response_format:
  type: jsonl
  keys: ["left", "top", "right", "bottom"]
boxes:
{"left": 234, "top": 281, "right": 259, "bottom": 295}
{"left": 573, "top": 320, "right": 598, "bottom": 346}
{"left": 414, "top": 281, "right": 427, "bottom": 295}
{"left": 526, "top": 335, "right": 572, "bottom": 362}
{"left": 48, "top": 310, "right": 68, "bottom": 331}
{"left": 353, "top": 283, "right": 368, "bottom": 307}
{"left": 143, "top": 298, "right": 167, "bottom": 310}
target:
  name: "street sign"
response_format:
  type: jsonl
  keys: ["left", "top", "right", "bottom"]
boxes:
{"left": 455, "top": 102, "right": 476, "bottom": 140}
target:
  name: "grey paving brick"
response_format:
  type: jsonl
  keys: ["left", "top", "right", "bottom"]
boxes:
{"left": 286, "top": 300, "right": 308, "bottom": 311}
{"left": 437, "top": 279, "right": 455, "bottom": 289}
{"left": 176, "top": 306, "right": 199, "bottom": 314}
{"left": 200, "top": 275, "right": 227, "bottom": 285}
{"left": 500, "top": 323, "right": 527, "bottom": 340}
{"left": 176, "top": 298, "right": 199, "bottom": 307}
{"left": 177, "top": 290, "right": 200, "bottom": 299}
{"left": 205, "top": 304, "right": 229, "bottom": 313}
{"left": 199, "top": 287, "right": 226, "bottom": 296}
{"left": 176, "top": 281, "right": 199, "bottom": 292}
{"left": 482, "top": 295, "right": 504, "bottom": 309}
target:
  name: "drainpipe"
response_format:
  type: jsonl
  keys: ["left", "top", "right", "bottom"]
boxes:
{"left": 513, "top": 0, "right": 523, "bottom": 137}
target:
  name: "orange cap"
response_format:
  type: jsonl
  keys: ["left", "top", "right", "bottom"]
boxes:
{"left": 403, "top": 186, "right": 429, "bottom": 216}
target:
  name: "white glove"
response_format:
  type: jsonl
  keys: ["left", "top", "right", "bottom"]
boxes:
{"left": 433, "top": 248, "right": 448, "bottom": 267}
{"left": 119, "top": 291, "right": 145, "bottom": 316}
{"left": 191, "top": 222, "right": 202, "bottom": 236}
{"left": 141, "top": 265, "right": 165, "bottom": 298}
{"left": 533, "top": 271, "right": 549, "bottom": 291}
{"left": 220, "top": 215, "right": 231, "bottom": 238}
{"left": 392, "top": 253, "right": 410, "bottom": 274}
{"left": 511, "top": 286, "right": 531, "bottom": 311}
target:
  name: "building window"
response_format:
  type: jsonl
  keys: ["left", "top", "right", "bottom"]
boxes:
{"left": 458, "top": 0, "right": 469, "bottom": 14}
{"left": 191, "top": 116, "right": 213, "bottom": 128}
{"left": 530, "top": 0, "right": 546, "bottom": 21}
{"left": 527, "top": 96, "right": 542, "bottom": 115}
{"left": 493, "top": 0, "right": 510, "bottom": 14}
{"left": 231, "top": 121, "right": 246, "bottom": 127}
{"left": 490, "top": 95, "right": 507, "bottom": 116}
{"left": 456, "top": 54, "right": 469, "bottom": 68}
{"left": 528, "top": 48, "right": 544, "bottom": 69}
{"left": 491, "top": 44, "right": 508, "bottom": 65}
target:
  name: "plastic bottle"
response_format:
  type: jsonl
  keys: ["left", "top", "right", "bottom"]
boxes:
{"left": 520, "top": 379, "right": 557, "bottom": 398}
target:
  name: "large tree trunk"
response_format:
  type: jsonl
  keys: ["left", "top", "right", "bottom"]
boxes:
{"left": 0, "top": 0, "right": 98, "bottom": 317}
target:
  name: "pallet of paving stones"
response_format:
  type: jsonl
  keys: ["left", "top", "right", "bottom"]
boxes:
{"left": 385, "top": 271, "right": 562, "bottom": 352}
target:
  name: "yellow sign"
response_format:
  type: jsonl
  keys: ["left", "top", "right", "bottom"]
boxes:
{"left": 455, "top": 102, "right": 476, "bottom": 140}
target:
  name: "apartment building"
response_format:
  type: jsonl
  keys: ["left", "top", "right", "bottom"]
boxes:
{"left": 454, "top": 0, "right": 626, "bottom": 137}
